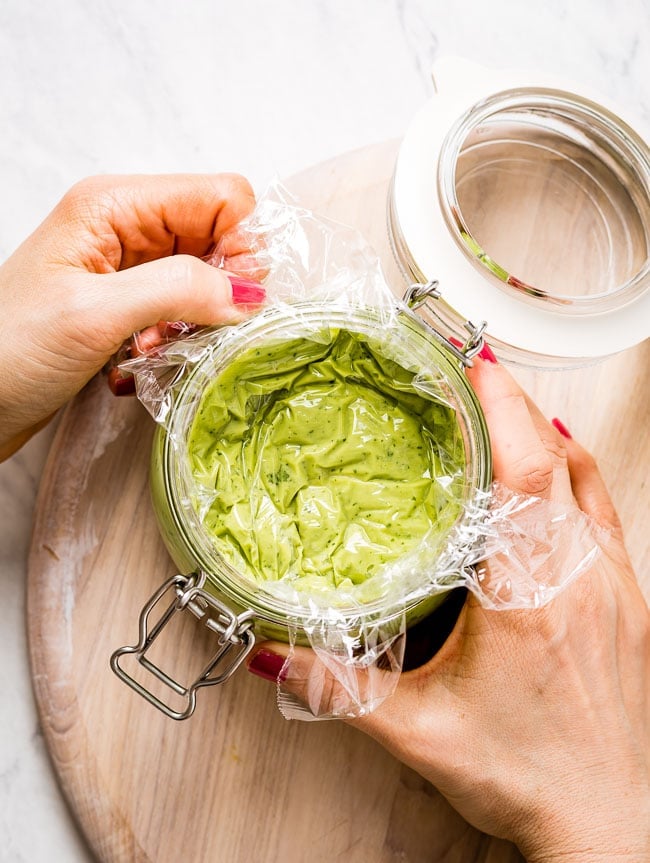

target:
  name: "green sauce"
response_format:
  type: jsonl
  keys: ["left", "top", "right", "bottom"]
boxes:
{"left": 187, "top": 329, "right": 465, "bottom": 598}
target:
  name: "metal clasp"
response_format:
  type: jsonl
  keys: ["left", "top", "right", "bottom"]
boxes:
{"left": 110, "top": 572, "right": 256, "bottom": 720}
{"left": 403, "top": 279, "right": 487, "bottom": 366}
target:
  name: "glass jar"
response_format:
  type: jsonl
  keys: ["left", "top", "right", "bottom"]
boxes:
{"left": 389, "top": 59, "right": 650, "bottom": 367}
{"left": 112, "top": 299, "right": 491, "bottom": 718}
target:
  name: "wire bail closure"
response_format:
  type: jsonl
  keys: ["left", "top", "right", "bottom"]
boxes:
{"left": 403, "top": 279, "right": 487, "bottom": 365}
{"left": 110, "top": 572, "right": 256, "bottom": 720}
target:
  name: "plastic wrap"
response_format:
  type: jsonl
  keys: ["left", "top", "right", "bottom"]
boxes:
{"left": 273, "top": 480, "right": 605, "bottom": 720}
{"left": 122, "top": 185, "right": 606, "bottom": 721}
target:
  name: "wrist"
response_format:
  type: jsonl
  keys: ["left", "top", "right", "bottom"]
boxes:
{"left": 521, "top": 820, "right": 650, "bottom": 863}
{"left": 515, "top": 784, "right": 649, "bottom": 863}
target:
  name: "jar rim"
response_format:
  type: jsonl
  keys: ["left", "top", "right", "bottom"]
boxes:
{"left": 159, "top": 303, "right": 492, "bottom": 629}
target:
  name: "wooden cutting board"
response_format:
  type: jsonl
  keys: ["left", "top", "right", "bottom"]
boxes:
{"left": 27, "top": 139, "right": 650, "bottom": 863}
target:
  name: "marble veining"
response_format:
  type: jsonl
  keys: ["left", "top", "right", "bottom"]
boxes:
{"left": 0, "top": 0, "right": 648, "bottom": 859}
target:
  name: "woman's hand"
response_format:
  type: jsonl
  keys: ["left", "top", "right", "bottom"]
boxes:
{"left": 247, "top": 354, "right": 650, "bottom": 862}
{"left": 0, "top": 173, "right": 263, "bottom": 460}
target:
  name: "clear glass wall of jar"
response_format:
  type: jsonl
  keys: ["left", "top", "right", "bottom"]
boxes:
{"left": 150, "top": 303, "right": 492, "bottom": 642}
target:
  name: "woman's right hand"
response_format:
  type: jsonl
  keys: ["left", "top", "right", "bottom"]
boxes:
{"left": 248, "top": 354, "right": 650, "bottom": 862}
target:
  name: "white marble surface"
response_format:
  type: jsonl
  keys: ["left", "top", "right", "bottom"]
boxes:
{"left": 0, "top": 1, "right": 648, "bottom": 860}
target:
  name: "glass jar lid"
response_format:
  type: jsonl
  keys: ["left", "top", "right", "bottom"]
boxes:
{"left": 389, "top": 58, "right": 650, "bottom": 367}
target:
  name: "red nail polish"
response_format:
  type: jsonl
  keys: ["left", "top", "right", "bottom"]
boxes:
{"left": 247, "top": 649, "right": 287, "bottom": 683}
{"left": 229, "top": 276, "right": 266, "bottom": 306}
{"left": 478, "top": 342, "right": 498, "bottom": 363}
{"left": 107, "top": 367, "right": 136, "bottom": 396}
{"left": 448, "top": 336, "right": 464, "bottom": 349}
{"left": 552, "top": 417, "right": 572, "bottom": 439}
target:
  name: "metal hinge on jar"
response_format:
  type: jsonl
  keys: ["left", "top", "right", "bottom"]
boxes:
{"left": 110, "top": 572, "right": 256, "bottom": 720}
{"left": 403, "top": 279, "right": 487, "bottom": 366}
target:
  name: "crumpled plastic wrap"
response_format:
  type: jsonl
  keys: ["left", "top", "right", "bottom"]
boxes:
{"left": 122, "top": 185, "right": 606, "bottom": 721}
{"left": 273, "top": 480, "right": 605, "bottom": 720}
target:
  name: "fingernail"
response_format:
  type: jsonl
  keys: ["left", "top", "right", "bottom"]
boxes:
{"left": 107, "top": 367, "right": 136, "bottom": 396}
{"left": 478, "top": 342, "right": 498, "bottom": 363}
{"left": 247, "top": 649, "right": 287, "bottom": 683}
{"left": 551, "top": 417, "right": 572, "bottom": 439}
{"left": 448, "top": 336, "right": 464, "bottom": 349}
{"left": 229, "top": 276, "right": 266, "bottom": 306}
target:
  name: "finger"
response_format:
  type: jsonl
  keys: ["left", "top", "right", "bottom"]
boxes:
{"left": 204, "top": 223, "right": 269, "bottom": 282}
{"left": 128, "top": 321, "right": 200, "bottom": 358}
{"left": 467, "top": 356, "right": 572, "bottom": 502}
{"left": 79, "top": 257, "right": 265, "bottom": 354}
{"left": 127, "top": 272, "right": 266, "bottom": 357}
{"left": 248, "top": 641, "right": 348, "bottom": 718}
{"left": 48, "top": 173, "right": 256, "bottom": 270}
{"left": 220, "top": 251, "right": 269, "bottom": 283}
{"left": 131, "top": 324, "right": 166, "bottom": 357}
{"left": 247, "top": 640, "right": 421, "bottom": 720}
{"left": 524, "top": 394, "right": 576, "bottom": 504}
{"left": 247, "top": 641, "right": 370, "bottom": 720}
{"left": 246, "top": 626, "right": 458, "bottom": 732}
{"left": 563, "top": 435, "right": 623, "bottom": 534}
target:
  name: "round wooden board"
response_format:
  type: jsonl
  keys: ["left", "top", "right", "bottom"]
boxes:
{"left": 28, "top": 140, "right": 649, "bottom": 863}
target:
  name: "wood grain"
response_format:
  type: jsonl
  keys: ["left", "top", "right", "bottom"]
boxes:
{"left": 27, "top": 139, "right": 649, "bottom": 863}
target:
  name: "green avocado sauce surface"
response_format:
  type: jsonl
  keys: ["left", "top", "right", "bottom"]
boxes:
{"left": 187, "top": 329, "right": 465, "bottom": 599}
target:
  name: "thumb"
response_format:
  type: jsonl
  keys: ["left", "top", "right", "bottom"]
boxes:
{"left": 247, "top": 641, "right": 342, "bottom": 719}
{"left": 247, "top": 638, "right": 409, "bottom": 720}
{"left": 85, "top": 254, "right": 265, "bottom": 350}
{"left": 246, "top": 626, "right": 453, "bottom": 726}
